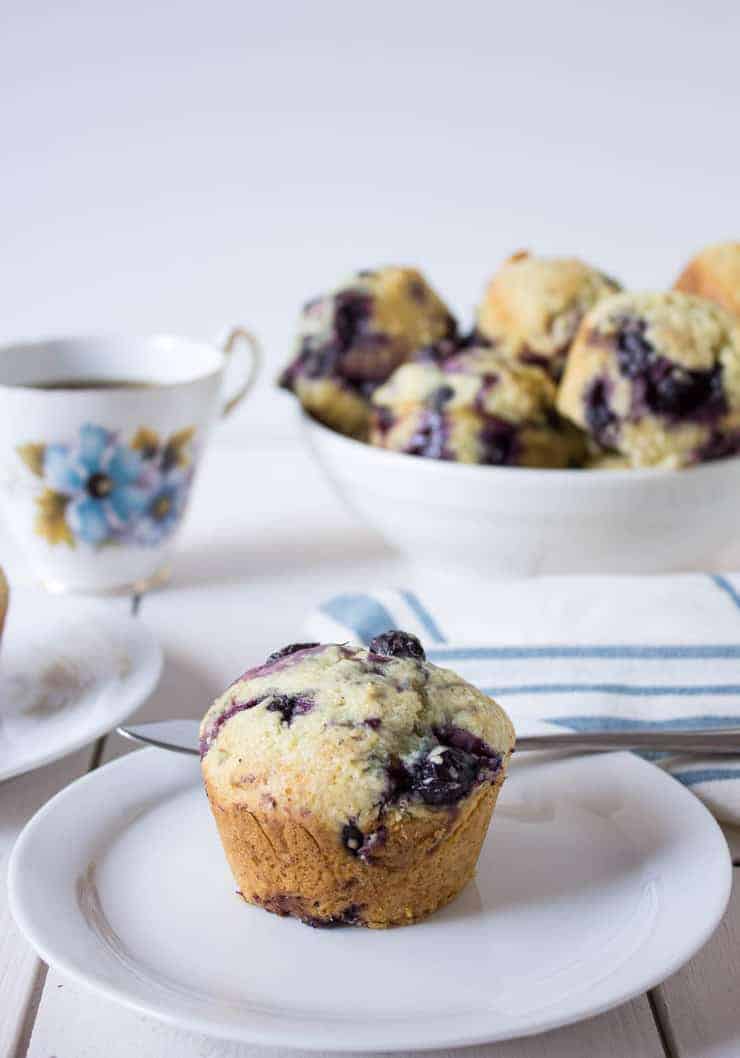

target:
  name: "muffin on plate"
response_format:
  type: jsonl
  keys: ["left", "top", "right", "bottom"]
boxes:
{"left": 279, "top": 268, "right": 456, "bottom": 438}
{"left": 557, "top": 291, "right": 740, "bottom": 468}
{"left": 674, "top": 241, "right": 740, "bottom": 319}
{"left": 200, "top": 632, "right": 515, "bottom": 928}
{"left": 369, "top": 346, "right": 587, "bottom": 467}
{"left": 476, "top": 251, "right": 621, "bottom": 381}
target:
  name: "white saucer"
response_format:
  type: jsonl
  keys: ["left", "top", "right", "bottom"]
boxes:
{"left": 9, "top": 747, "right": 731, "bottom": 1051}
{"left": 0, "top": 589, "right": 162, "bottom": 781}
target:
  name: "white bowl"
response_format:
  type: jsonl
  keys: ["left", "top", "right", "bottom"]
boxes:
{"left": 302, "top": 413, "right": 740, "bottom": 577}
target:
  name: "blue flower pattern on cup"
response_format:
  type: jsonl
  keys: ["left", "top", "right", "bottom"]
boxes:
{"left": 17, "top": 422, "right": 197, "bottom": 549}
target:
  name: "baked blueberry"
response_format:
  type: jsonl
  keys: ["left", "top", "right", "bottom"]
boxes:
{"left": 369, "top": 630, "right": 426, "bottom": 660}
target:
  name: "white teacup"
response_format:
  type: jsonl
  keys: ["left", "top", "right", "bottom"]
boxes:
{"left": 0, "top": 330, "right": 260, "bottom": 594}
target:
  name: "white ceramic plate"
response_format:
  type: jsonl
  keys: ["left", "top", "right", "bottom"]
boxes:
{"left": 0, "top": 590, "right": 162, "bottom": 781}
{"left": 10, "top": 748, "right": 731, "bottom": 1049}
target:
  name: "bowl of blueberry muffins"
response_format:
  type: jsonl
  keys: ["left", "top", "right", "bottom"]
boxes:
{"left": 279, "top": 243, "right": 740, "bottom": 576}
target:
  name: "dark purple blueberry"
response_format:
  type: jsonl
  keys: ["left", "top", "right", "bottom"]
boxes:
{"left": 364, "top": 716, "right": 382, "bottom": 730}
{"left": 647, "top": 362, "right": 725, "bottom": 419}
{"left": 585, "top": 377, "right": 619, "bottom": 446}
{"left": 414, "top": 337, "right": 461, "bottom": 364}
{"left": 430, "top": 384, "right": 455, "bottom": 411}
{"left": 342, "top": 822, "right": 365, "bottom": 856}
{"left": 478, "top": 417, "right": 519, "bottom": 466}
{"left": 384, "top": 755, "right": 412, "bottom": 802}
{"left": 405, "top": 409, "right": 448, "bottom": 459}
{"left": 615, "top": 316, "right": 653, "bottom": 378}
{"left": 459, "top": 328, "right": 492, "bottom": 349}
{"left": 357, "top": 826, "right": 387, "bottom": 864}
{"left": 434, "top": 724, "right": 500, "bottom": 761}
{"left": 265, "top": 643, "right": 319, "bottom": 664}
{"left": 369, "top": 630, "right": 426, "bottom": 661}
{"left": 303, "top": 904, "right": 364, "bottom": 928}
{"left": 520, "top": 349, "right": 554, "bottom": 374}
{"left": 413, "top": 745, "right": 480, "bottom": 805}
{"left": 373, "top": 406, "right": 395, "bottom": 434}
{"left": 265, "top": 693, "right": 314, "bottom": 725}
{"left": 333, "top": 291, "right": 372, "bottom": 352}
{"left": 696, "top": 430, "right": 740, "bottom": 463}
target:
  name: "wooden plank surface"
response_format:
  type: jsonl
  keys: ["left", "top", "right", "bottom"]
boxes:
{"left": 27, "top": 973, "right": 665, "bottom": 1058}
{"left": 652, "top": 872, "right": 740, "bottom": 1058}
{"left": 0, "top": 587, "right": 131, "bottom": 1058}
{"left": 0, "top": 747, "right": 97, "bottom": 1058}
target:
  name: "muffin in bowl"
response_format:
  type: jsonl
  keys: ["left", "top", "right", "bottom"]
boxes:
{"left": 279, "top": 268, "right": 456, "bottom": 438}
{"left": 200, "top": 632, "right": 515, "bottom": 928}
{"left": 476, "top": 250, "right": 621, "bottom": 381}
{"left": 370, "top": 346, "right": 587, "bottom": 467}
{"left": 557, "top": 291, "right": 740, "bottom": 468}
{"left": 674, "top": 241, "right": 740, "bottom": 319}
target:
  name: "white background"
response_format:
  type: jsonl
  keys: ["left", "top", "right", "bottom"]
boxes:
{"left": 1, "top": 0, "right": 739, "bottom": 440}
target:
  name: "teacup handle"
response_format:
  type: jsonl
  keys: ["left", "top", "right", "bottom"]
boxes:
{"left": 219, "top": 326, "right": 262, "bottom": 417}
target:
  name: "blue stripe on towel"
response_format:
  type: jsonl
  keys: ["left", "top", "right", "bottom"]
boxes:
{"left": 482, "top": 683, "right": 740, "bottom": 697}
{"left": 427, "top": 644, "right": 740, "bottom": 661}
{"left": 543, "top": 715, "right": 740, "bottom": 732}
{"left": 319, "top": 594, "right": 397, "bottom": 643}
{"left": 710, "top": 574, "right": 740, "bottom": 611}
{"left": 398, "top": 590, "right": 446, "bottom": 643}
{"left": 672, "top": 767, "right": 740, "bottom": 787}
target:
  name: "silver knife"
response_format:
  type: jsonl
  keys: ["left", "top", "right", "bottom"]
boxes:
{"left": 117, "top": 720, "right": 740, "bottom": 756}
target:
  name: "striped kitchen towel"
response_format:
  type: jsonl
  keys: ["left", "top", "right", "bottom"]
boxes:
{"left": 306, "top": 573, "right": 740, "bottom": 825}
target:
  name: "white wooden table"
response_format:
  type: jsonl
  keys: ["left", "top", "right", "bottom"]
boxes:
{"left": 2, "top": 436, "right": 740, "bottom": 1058}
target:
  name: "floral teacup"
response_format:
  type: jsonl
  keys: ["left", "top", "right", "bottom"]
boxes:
{"left": 0, "top": 330, "right": 260, "bottom": 593}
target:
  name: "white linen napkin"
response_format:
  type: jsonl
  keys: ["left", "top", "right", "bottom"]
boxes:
{"left": 306, "top": 574, "right": 740, "bottom": 824}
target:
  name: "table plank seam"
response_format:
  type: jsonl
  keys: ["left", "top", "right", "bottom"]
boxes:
{"left": 648, "top": 988, "right": 680, "bottom": 1058}
{"left": 18, "top": 593, "right": 141, "bottom": 1058}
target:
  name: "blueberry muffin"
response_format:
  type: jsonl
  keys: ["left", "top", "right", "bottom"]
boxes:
{"left": 674, "top": 241, "right": 740, "bottom": 319}
{"left": 476, "top": 251, "right": 621, "bottom": 381}
{"left": 279, "top": 268, "right": 457, "bottom": 438}
{"left": 369, "top": 347, "right": 587, "bottom": 467}
{"left": 557, "top": 291, "right": 740, "bottom": 468}
{"left": 200, "top": 632, "right": 515, "bottom": 928}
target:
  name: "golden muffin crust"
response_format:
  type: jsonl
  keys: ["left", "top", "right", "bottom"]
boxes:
{"left": 476, "top": 251, "right": 621, "bottom": 380}
{"left": 201, "top": 634, "right": 515, "bottom": 928}
{"left": 557, "top": 291, "right": 740, "bottom": 468}
{"left": 369, "top": 347, "right": 587, "bottom": 467}
{"left": 674, "top": 241, "right": 740, "bottom": 319}
{"left": 279, "top": 267, "right": 456, "bottom": 438}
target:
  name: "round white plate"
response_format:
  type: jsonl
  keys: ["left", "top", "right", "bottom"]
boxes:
{"left": 0, "top": 589, "right": 162, "bottom": 781}
{"left": 9, "top": 747, "right": 731, "bottom": 1051}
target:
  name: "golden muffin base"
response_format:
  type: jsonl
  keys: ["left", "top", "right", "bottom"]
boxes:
{"left": 204, "top": 765, "right": 508, "bottom": 928}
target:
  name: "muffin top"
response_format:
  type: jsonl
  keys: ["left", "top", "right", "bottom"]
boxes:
{"left": 476, "top": 251, "right": 621, "bottom": 379}
{"left": 200, "top": 633, "right": 515, "bottom": 842}
{"left": 369, "top": 347, "right": 586, "bottom": 467}
{"left": 372, "top": 346, "right": 558, "bottom": 425}
{"left": 674, "top": 241, "right": 740, "bottom": 319}
{"left": 280, "top": 267, "right": 456, "bottom": 400}
{"left": 557, "top": 291, "right": 740, "bottom": 466}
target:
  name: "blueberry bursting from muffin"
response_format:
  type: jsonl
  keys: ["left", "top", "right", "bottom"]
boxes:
{"left": 200, "top": 631, "right": 515, "bottom": 928}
